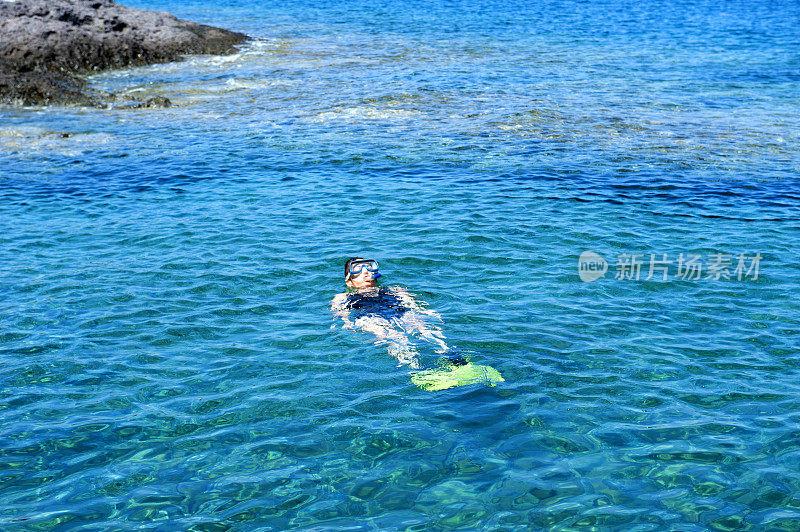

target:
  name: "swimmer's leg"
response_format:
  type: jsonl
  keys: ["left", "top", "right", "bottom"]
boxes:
{"left": 443, "top": 350, "right": 468, "bottom": 366}
{"left": 396, "top": 312, "right": 449, "bottom": 352}
{"left": 354, "top": 316, "right": 421, "bottom": 369}
{"left": 388, "top": 343, "right": 422, "bottom": 369}
{"left": 355, "top": 315, "right": 402, "bottom": 342}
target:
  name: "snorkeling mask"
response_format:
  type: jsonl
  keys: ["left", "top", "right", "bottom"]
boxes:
{"left": 347, "top": 259, "right": 381, "bottom": 280}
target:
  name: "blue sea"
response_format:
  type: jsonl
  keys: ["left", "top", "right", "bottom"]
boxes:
{"left": 1, "top": 0, "right": 799, "bottom": 529}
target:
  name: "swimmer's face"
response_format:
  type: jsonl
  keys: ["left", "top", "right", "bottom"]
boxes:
{"left": 346, "top": 268, "right": 379, "bottom": 289}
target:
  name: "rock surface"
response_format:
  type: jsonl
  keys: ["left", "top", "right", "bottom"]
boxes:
{"left": 0, "top": 0, "right": 248, "bottom": 106}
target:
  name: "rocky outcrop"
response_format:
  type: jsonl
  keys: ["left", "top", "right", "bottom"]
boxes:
{"left": 0, "top": 0, "right": 248, "bottom": 106}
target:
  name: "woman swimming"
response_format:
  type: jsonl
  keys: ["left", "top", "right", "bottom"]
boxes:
{"left": 330, "top": 257, "right": 448, "bottom": 369}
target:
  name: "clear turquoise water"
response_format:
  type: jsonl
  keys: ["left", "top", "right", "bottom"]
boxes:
{"left": 1, "top": 0, "right": 799, "bottom": 529}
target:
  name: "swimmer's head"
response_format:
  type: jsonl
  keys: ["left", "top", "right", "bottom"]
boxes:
{"left": 345, "top": 257, "right": 381, "bottom": 289}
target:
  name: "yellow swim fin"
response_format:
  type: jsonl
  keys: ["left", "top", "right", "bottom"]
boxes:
{"left": 411, "top": 363, "right": 504, "bottom": 391}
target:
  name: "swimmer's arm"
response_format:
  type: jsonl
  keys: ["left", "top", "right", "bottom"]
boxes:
{"left": 330, "top": 293, "right": 355, "bottom": 330}
{"left": 390, "top": 286, "right": 443, "bottom": 321}
{"left": 390, "top": 286, "right": 449, "bottom": 351}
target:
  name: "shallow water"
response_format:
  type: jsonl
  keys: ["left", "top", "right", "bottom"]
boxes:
{"left": 1, "top": 0, "right": 800, "bottom": 529}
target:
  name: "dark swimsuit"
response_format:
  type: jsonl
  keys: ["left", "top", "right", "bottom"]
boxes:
{"left": 344, "top": 287, "right": 409, "bottom": 321}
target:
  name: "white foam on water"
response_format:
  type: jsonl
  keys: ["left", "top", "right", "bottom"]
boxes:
{"left": 311, "top": 106, "right": 422, "bottom": 123}
{"left": 0, "top": 126, "right": 50, "bottom": 138}
{"left": 0, "top": 127, "right": 114, "bottom": 155}
{"left": 84, "top": 37, "right": 328, "bottom": 101}
{"left": 223, "top": 78, "right": 296, "bottom": 90}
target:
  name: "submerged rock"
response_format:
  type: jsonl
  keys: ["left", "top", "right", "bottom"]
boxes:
{"left": 133, "top": 95, "right": 172, "bottom": 109}
{"left": 0, "top": 0, "right": 248, "bottom": 106}
{"left": 0, "top": 58, "right": 97, "bottom": 106}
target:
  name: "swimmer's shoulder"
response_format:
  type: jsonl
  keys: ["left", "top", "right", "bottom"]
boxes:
{"left": 331, "top": 292, "right": 349, "bottom": 310}
{"left": 332, "top": 289, "right": 370, "bottom": 309}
